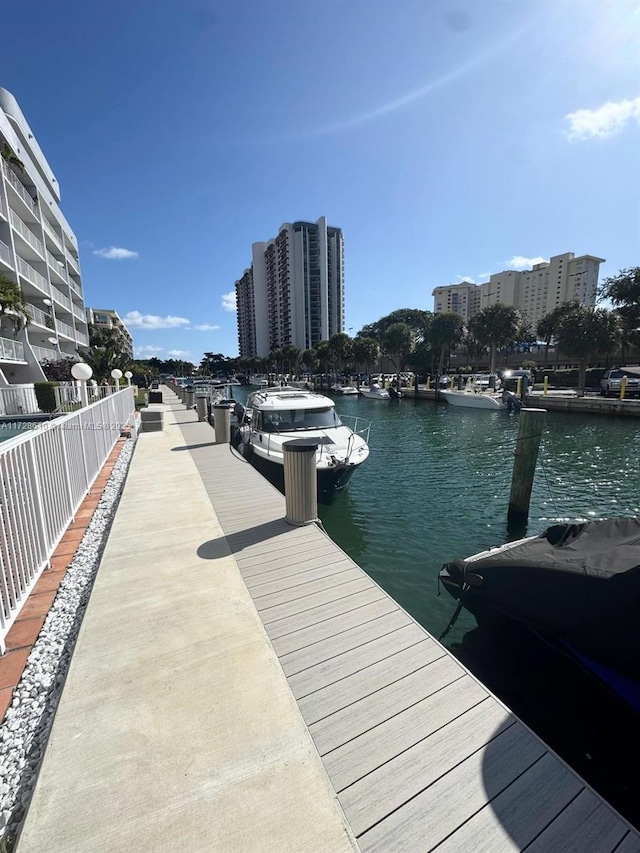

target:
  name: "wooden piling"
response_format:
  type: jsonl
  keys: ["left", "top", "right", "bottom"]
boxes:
{"left": 508, "top": 407, "right": 547, "bottom": 529}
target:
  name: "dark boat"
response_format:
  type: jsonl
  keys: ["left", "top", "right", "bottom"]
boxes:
{"left": 439, "top": 517, "right": 640, "bottom": 714}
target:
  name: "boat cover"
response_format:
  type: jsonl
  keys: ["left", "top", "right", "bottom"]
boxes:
{"left": 441, "top": 517, "right": 640, "bottom": 681}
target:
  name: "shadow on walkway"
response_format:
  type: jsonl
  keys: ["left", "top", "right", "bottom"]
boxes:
{"left": 172, "top": 442, "right": 218, "bottom": 452}
{"left": 198, "top": 518, "right": 292, "bottom": 559}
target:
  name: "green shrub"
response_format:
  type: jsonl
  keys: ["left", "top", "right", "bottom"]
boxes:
{"left": 34, "top": 381, "right": 58, "bottom": 412}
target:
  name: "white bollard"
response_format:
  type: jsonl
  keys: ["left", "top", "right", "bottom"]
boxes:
{"left": 213, "top": 405, "right": 231, "bottom": 444}
{"left": 283, "top": 439, "right": 318, "bottom": 526}
{"left": 196, "top": 395, "right": 207, "bottom": 422}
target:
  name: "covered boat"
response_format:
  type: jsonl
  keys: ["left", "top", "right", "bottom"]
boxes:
{"left": 439, "top": 517, "right": 640, "bottom": 711}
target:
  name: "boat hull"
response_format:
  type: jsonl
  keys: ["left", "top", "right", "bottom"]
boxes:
{"left": 359, "top": 389, "right": 390, "bottom": 400}
{"left": 233, "top": 434, "right": 359, "bottom": 504}
{"left": 441, "top": 390, "right": 505, "bottom": 409}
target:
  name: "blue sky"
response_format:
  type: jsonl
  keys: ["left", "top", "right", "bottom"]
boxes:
{"left": 3, "top": 0, "right": 639, "bottom": 363}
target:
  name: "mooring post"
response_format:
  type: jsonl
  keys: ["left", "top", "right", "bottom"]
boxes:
{"left": 543, "top": 375, "right": 549, "bottom": 396}
{"left": 620, "top": 376, "right": 628, "bottom": 400}
{"left": 508, "top": 407, "right": 547, "bottom": 529}
{"left": 195, "top": 394, "right": 207, "bottom": 422}
{"left": 212, "top": 405, "right": 231, "bottom": 444}
{"left": 283, "top": 438, "right": 318, "bottom": 526}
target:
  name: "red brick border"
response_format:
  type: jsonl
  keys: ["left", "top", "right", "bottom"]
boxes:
{"left": 0, "top": 437, "right": 129, "bottom": 723}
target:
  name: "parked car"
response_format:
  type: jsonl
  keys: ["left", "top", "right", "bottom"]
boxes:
{"left": 600, "top": 368, "right": 640, "bottom": 397}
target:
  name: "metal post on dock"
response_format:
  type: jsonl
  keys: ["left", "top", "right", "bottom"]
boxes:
{"left": 620, "top": 376, "right": 628, "bottom": 400}
{"left": 212, "top": 405, "right": 231, "bottom": 444}
{"left": 195, "top": 395, "right": 207, "bottom": 422}
{"left": 508, "top": 407, "right": 547, "bottom": 530}
{"left": 543, "top": 375, "right": 549, "bottom": 396}
{"left": 185, "top": 390, "right": 194, "bottom": 410}
{"left": 283, "top": 439, "right": 318, "bottom": 526}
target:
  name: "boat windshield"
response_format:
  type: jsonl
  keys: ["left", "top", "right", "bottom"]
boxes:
{"left": 261, "top": 407, "right": 342, "bottom": 432}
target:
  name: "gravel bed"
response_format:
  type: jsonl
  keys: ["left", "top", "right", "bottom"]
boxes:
{"left": 0, "top": 437, "right": 135, "bottom": 849}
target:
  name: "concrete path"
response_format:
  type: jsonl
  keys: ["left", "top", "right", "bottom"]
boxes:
{"left": 18, "top": 397, "right": 358, "bottom": 852}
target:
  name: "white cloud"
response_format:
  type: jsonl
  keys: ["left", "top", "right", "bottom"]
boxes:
{"left": 478, "top": 272, "right": 490, "bottom": 280}
{"left": 222, "top": 291, "right": 237, "bottom": 312}
{"left": 193, "top": 323, "right": 220, "bottom": 331}
{"left": 507, "top": 255, "right": 548, "bottom": 270}
{"left": 167, "top": 349, "right": 190, "bottom": 357}
{"left": 123, "top": 310, "right": 190, "bottom": 329}
{"left": 566, "top": 96, "right": 640, "bottom": 140}
{"left": 134, "top": 345, "right": 164, "bottom": 356}
{"left": 456, "top": 275, "right": 476, "bottom": 284}
{"left": 93, "top": 246, "right": 139, "bottom": 260}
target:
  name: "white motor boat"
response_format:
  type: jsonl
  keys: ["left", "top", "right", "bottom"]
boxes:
{"left": 359, "top": 385, "right": 390, "bottom": 400}
{"left": 331, "top": 384, "right": 359, "bottom": 395}
{"left": 235, "top": 388, "right": 370, "bottom": 503}
{"left": 441, "top": 375, "right": 520, "bottom": 410}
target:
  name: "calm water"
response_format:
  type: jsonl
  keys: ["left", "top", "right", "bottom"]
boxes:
{"left": 236, "top": 386, "right": 640, "bottom": 645}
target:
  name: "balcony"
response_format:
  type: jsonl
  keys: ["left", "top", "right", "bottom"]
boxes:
{"left": 31, "top": 345, "right": 58, "bottom": 362}
{"left": 46, "top": 249, "right": 68, "bottom": 282}
{"left": 25, "top": 302, "right": 53, "bottom": 329}
{"left": 10, "top": 209, "right": 44, "bottom": 257}
{"left": 76, "top": 331, "right": 89, "bottom": 347}
{"left": 51, "top": 284, "right": 72, "bottom": 311}
{"left": 2, "top": 160, "right": 39, "bottom": 218}
{"left": 0, "top": 336, "right": 25, "bottom": 361}
{"left": 0, "top": 194, "right": 6, "bottom": 220}
{"left": 66, "top": 250, "right": 79, "bottom": 273}
{"left": 56, "top": 318, "right": 75, "bottom": 340}
{"left": 17, "top": 256, "right": 50, "bottom": 296}
{"left": 42, "top": 217, "right": 63, "bottom": 251}
{"left": 68, "top": 277, "right": 83, "bottom": 299}
{"left": 72, "top": 302, "right": 86, "bottom": 322}
{"left": 0, "top": 239, "right": 12, "bottom": 268}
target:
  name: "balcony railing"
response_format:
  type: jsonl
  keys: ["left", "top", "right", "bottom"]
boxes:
{"left": 68, "top": 277, "right": 83, "bottom": 297}
{"left": 0, "top": 336, "right": 25, "bottom": 361}
{"left": 51, "top": 284, "right": 72, "bottom": 311}
{"left": 10, "top": 209, "right": 44, "bottom": 257}
{"left": 66, "top": 251, "right": 79, "bottom": 273}
{"left": 32, "top": 345, "right": 58, "bottom": 362}
{"left": 0, "top": 195, "right": 6, "bottom": 220}
{"left": 25, "top": 302, "right": 53, "bottom": 329}
{"left": 72, "top": 302, "right": 85, "bottom": 322}
{"left": 16, "top": 256, "right": 49, "bottom": 295}
{"left": 75, "top": 331, "right": 89, "bottom": 347}
{"left": 46, "top": 249, "right": 68, "bottom": 281}
{"left": 56, "top": 318, "right": 75, "bottom": 339}
{"left": 0, "top": 239, "right": 12, "bottom": 267}
{"left": 0, "top": 384, "right": 39, "bottom": 416}
{"left": 42, "top": 217, "right": 63, "bottom": 250}
{"left": 2, "top": 160, "right": 39, "bottom": 217}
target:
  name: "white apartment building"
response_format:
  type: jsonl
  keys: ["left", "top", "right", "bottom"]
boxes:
{"left": 0, "top": 88, "right": 89, "bottom": 385}
{"left": 86, "top": 308, "right": 133, "bottom": 357}
{"left": 433, "top": 253, "right": 605, "bottom": 328}
{"left": 235, "top": 216, "right": 345, "bottom": 358}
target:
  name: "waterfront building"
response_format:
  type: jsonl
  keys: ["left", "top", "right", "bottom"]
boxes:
{"left": 235, "top": 216, "right": 345, "bottom": 358}
{"left": 433, "top": 252, "right": 605, "bottom": 327}
{"left": 86, "top": 308, "right": 134, "bottom": 357}
{"left": 0, "top": 87, "right": 89, "bottom": 383}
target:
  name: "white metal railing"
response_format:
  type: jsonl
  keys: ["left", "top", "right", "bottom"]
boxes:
{"left": 46, "top": 249, "right": 67, "bottom": 281}
{"left": 0, "top": 385, "right": 38, "bottom": 416}
{"left": 31, "top": 345, "right": 58, "bottom": 362}
{"left": 25, "top": 302, "right": 53, "bottom": 329}
{"left": 2, "top": 160, "right": 39, "bottom": 217}
{"left": 51, "top": 284, "right": 71, "bottom": 311}
{"left": 66, "top": 251, "right": 79, "bottom": 273}
{"left": 9, "top": 210, "right": 44, "bottom": 257}
{"left": 75, "top": 331, "right": 89, "bottom": 347}
{"left": 0, "top": 195, "right": 6, "bottom": 220}
{"left": 16, "top": 256, "right": 49, "bottom": 295}
{"left": 42, "top": 217, "right": 63, "bottom": 250}
{"left": 0, "top": 337, "right": 25, "bottom": 361}
{"left": 0, "top": 240, "right": 11, "bottom": 267}
{"left": 72, "top": 302, "right": 85, "bottom": 322}
{"left": 56, "top": 318, "right": 75, "bottom": 339}
{"left": 0, "top": 386, "right": 136, "bottom": 651}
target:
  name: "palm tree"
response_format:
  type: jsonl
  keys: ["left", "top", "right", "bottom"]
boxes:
{"left": 281, "top": 344, "right": 301, "bottom": 376}
{"left": 536, "top": 302, "right": 579, "bottom": 365}
{"left": 429, "top": 312, "right": 464, "bottom": 377}
{"left": 557, "top": 306, "right": 620, "bottom": 393}
{"left": 352, "top": 337, "right": 379, "bottom": 379}
{"left": 468, "top": 304, "right": 520, "bottom": 375}
{"left": 328, "top": 332, "right": 352, "bottom": 377}
{"left": 382, "top": 323, "right": 413, "bottom": 380}
{"left": 0, "top": 273, "right": 31, "bottom": 334}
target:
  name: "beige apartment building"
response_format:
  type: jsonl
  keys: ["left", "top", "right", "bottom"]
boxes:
{"left": 433, "top": 253, "right": 605, "bottom": 327}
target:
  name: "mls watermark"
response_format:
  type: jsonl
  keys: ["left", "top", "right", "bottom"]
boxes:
{"left": 0, "top": 422, "right": 128, "bottom": 432}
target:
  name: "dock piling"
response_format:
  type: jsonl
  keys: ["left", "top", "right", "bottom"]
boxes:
{"left": 195, "top": 395, "right": 207, "bottom": 422}
{"left": 283, "top": 439, "right": 318, "bottom": 526}
{"left": 212, "top": 405, "right": 231, "bottom": 444}
{"left": 507, "top": 407, "right": 547, "bottom": 530}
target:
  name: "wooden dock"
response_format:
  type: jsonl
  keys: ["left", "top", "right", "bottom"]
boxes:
{"left": 174, "top": 401, "right": 640, "bottom": 852}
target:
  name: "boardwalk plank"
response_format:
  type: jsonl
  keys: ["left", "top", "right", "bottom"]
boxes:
{"left": 249, "top": 559, "right": 354, "bottom": 598}
{"left": 324, "top": 675, "right": 488, "bottom": 792}
{"left": 310, "top": 655, "right": 465, "bottom": 755}
{"left": 299, "top": 640, "right": 445, "bottom": 726}
{"left": 244, "top": 551, "right": 352, "bottom": 588}
{"left": 265, "top": 587, "right": 386, "bottom": 641}
{"left": 357, "top": 723, "right": 546, "bottom": 851}
{"left": 340, "top": 697, "right": 512, "bottom": 836}
{"left": 271, "top": 597, "right": 399, "bottom": 657}
{"left": 260, "top": 577, "right": 373, "bottom": 623}
{"left": 614, "top": 834, "right": 640, "bottom": 853}
{"left": 253, "top": 568, "right": 364, "bottom": 611}
{"left": 524, "top": 788, "right": 629, "bottom": 853}
{"left": 289, "top": 623, "right": 426, "bottom": 699}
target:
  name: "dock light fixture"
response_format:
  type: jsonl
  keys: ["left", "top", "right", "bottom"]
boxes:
{"left": 71, "top": 362, "right": 93, "bottom": 407}
{"left": 111, "top": 368, "right": 123, "bottom": 390}
{"left": 124, "top": 370, "right": 133, "bottom": 386}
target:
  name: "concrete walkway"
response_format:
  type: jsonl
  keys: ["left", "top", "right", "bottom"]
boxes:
{"left": 18, "top": 398, "right": 358, "bottom": 852}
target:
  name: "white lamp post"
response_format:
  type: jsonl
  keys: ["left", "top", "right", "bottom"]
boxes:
{"left": 111, "top": 368, "right": 123, "bottom": 390}
{"left": 124, "top": 370, "right": 133, "bottom": 387}
{"left": 71, "top": 361, "right": 93, "bottom": 408}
